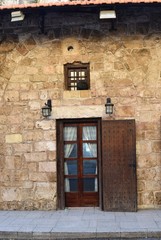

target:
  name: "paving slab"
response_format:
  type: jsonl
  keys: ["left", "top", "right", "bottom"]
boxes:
{"left": 0, "top": 208, "right": 161, "bottom": 239}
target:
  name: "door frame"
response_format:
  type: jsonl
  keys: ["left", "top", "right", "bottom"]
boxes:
{"left": 56, "top": 118, "right": 102, "bottom": 209}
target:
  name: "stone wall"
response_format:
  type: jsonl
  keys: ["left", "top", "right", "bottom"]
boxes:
{"left": 0, "top": 5, "right": 161, "bottom": 209}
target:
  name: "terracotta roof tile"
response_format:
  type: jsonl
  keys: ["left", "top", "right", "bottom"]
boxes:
{"left": 0, "top": 0, "right": 160, "bottom": 10}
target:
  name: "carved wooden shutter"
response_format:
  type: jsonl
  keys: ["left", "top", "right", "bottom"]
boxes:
{"left": 102, "top": 120, "right": 137, "bottom": 211}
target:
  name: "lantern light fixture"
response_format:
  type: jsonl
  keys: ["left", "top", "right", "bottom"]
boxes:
{"left": 42, "top": 99, "right": 52, "bottom": 118}
{"left": 99, "top": 10, "right": 116, "bottom": 19}
{"left": 11, "top": 11, "right": 25, "bottom": 22}
{"left": 105, "top": 98, "right": 114, "bottom": 115}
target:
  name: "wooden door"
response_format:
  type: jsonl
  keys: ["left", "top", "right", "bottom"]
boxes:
{"left": 102, "top": 120, "right": 137, "bottom": 211}
{"left": 57, "top": 119, "right": 101, "bottom": 208}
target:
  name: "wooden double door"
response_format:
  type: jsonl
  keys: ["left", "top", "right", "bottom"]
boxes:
{"left": 57, "top": 118, "right": 137, "bottom": 211}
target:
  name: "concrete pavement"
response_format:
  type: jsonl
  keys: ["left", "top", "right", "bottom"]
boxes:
{"left": 0, "top": 208, "right": 161, "bottom": 239}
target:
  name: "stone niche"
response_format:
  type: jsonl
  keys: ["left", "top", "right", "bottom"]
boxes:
{"left": 0, "top": 5, "right": 161, "bottom": 210}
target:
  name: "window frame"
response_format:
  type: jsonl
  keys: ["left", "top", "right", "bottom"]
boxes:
{"left": 64, "top": 62, "right": 90, "bottom": 91}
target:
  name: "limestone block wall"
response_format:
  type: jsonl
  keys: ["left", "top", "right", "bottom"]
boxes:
{"left": 0, "top": 6, "right": 161, "bottom": 209}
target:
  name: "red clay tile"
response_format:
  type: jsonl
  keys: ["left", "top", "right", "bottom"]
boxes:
{"left": 0, "top": 0, "right": 160, "bottom": 10}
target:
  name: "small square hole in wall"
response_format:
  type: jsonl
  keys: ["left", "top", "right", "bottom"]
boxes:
{"left": 64, "top": 62, "right": 90, "bottom": 91}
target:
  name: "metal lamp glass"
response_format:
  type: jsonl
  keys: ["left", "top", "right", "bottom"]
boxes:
{"left": 42, "top": 99, "right": 52, "bottom": 117}
{"left": 105, "top": 98, "right": 114, "bottom": 115}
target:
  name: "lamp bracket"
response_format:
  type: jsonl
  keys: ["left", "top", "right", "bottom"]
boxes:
{"left": 45, "top": 99, "right": 52, "bottom": 111}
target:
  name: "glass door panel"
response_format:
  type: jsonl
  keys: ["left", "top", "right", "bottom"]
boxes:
{"left": 64, "top": 127, "right": 77, "bottom": 141}
{"left": 83, "top": 126, "right": 97, "bottom": 140}
{"left": 83, "top": 178, "right": 98, "bottom": 192}
{"left": 64, "top": 160, "right": 77, "bottom": 175}
{"left": 83, "top": 143, "right": 97, "bottom": 158}
{"left": 83, "top": 160, "right": 97, "bottom": 174}
{"left": 64, "top": 144, "right": 77, "bottom": 158}
{"left": 63, "top": 122, "right": 99, "bottom": 206}
{"left": 65, "top": 178, "right": 78, "bottom": 192}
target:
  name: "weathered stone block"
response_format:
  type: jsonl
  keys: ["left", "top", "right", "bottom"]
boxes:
{"left": 20, "top": 189, "right": 34, "bottom": 201}
{"left": 0, "top": 40, "right": 16, "bottom": 53}
{"left": 22, "top": 181, "right": 33, "bottom": 189}
{"left": 24, "top": 36, "right": 36, "bottom": 51}
{"left": 34, "top": 182, "right": 56, "bottom": 200}
{"left": 14, "top": 66, "right": 38, "bottom": 75}
{"left": 0, "top": 66, "right": 12, "bottom": 79}
{"left": 7, "top": 49, "right": 22, "bottom": 64}
{"left": 10, "top": 74, "right": 31, "bottom": 82}
{"left": 151, "top": 141, "right": 161, "bottom": 153}
{"left": 43, "top": 130, "right": 56, "bottom": 141}
{"left": 39, "top": 162, "right": 56, "bottom": 173}
{"left": 4, "top": 91, "right": 19, "bottom": 102}
{"left": 16, "top": 43, "right": 29, "bottom": 56}
{"left": 137, "top": 154, "right": 159, "bottom": 168}
{"left": 14, "top": 156, "right": 22, "bottom": 169}
{"left": 15, "top": 169, "right": 28, "bottom": 181}
{"left": 23, "top": 131, "right": 43, "bottom": 142}
{"left": 154, "top": 191, "right": 161, "bottom": 205}
{"left": 137, "top": 168, "right": 156, "bottom": 181}
{"left": 137, "top": 180, "right": 146, "bottom": 192}
{"left": 13, "top": 143, "right": 32, "bottom": 153}
{"left": 31, "top": 74, "right": 48, "bottom": 82}
{"left": 29, "top": 101, "right": 41, "bottom": 110}
{"left": 23, "top": 120, "right": 35, "bottom": 130}
{"left": 4, "top": 145, "right": 13, "bottom": 155}
{"left": 0, "top": 116, "right": 7, "bottom": 124}
{"left": 8, "top": 115, "right": 22, "bottom": 125}
{"left": 48, "top": 90, "right": 61, "bottom": 99}
{"left": 7, "top": 82, "right": 20, "bottom": 91}
{"left": 39, "top": 90, "right": 48, "bottom": 100}
{"left": 138, "top": 191, "right": 154, "bottom": 207}
{"left": 5, "top": 134, "right": 22, "bottom": 143}
{"left": 42, "top": 65, "right": 56, "bottom": 74}
{"left": 27, "top": 162, "right": 37, "bottom": 171}
{"left": 20, "top": 91, "right": 39, "bottom": 101}
{"left": 34, "top": 141, "right": 56, "bottom": 151}
{"left": 2, "top": 188, "right": 21, "bottom": 202}
{"left": 5, "top": 156, "right": 15, "bottom": 169}
{"left": 80, "top": 90, "right": 91, "bottom": 98}
{"left": 63, "top": 90, "right": 80, "bottom": 99}
{"left": 35, "top": 120, "right": 55, "bottom": 130}
{"left": 29, "top": 172, "right": 54, "bottom": 182}
{"left": 117, "top": 106, "right": 135, "bottom": 117}
{"left": 24, "top": 152, "right": 47, "bottom": 162}
{"left": 137, "top": 140, "right": 152, "bottom": 155}
{"left": 146, "top": 180, "right": 161, "bottom": 191}
{"left": 48, "top": 151, "right": 56, "bottom": 161}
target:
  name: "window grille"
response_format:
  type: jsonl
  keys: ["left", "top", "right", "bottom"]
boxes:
{"left": 64, "top": 62, "right": 90, "bottom": 91}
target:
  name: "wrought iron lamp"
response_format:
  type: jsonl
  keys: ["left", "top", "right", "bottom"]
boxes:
{"left": 42, "top": 99, "right": 52, "bottom": 117}
{"left": 105, "top": 98, "right": 114, "bottom": 115}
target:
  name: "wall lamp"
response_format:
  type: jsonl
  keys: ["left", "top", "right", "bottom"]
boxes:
{"left": 11, "top": 11, "right": 25, "bottom": 22}
{"left": 105, "top": 98, "right": 114, "bottom": 115}
{"left": 42, "top": 99, "right": 52, "bottom": 118}
{"left": 99, "top": 10, "right": 116, "bottom": 19}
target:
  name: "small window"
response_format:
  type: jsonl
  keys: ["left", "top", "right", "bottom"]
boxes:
{"left": 64, "top": 62, "right": 90, "bottom": 91}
